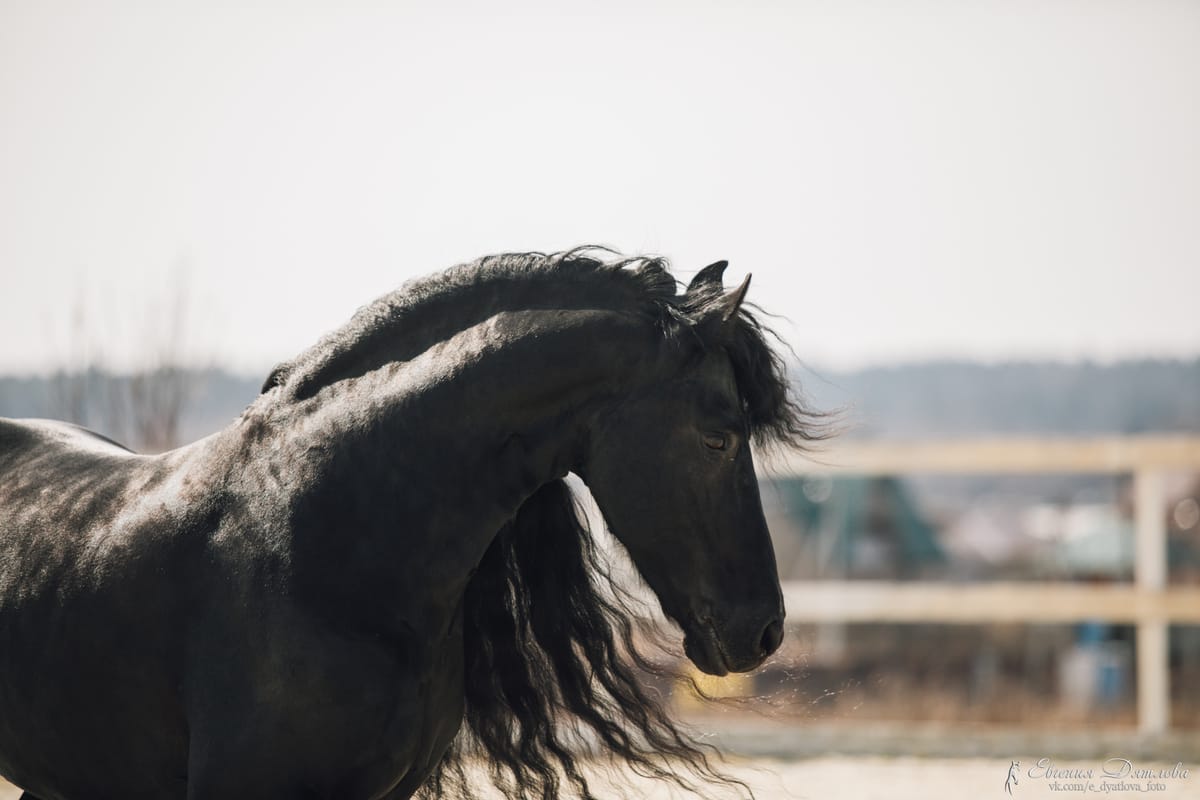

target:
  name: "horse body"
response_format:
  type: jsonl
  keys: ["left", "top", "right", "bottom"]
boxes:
{"left": 0, "top": 251, "right": 811, "bottom": 799}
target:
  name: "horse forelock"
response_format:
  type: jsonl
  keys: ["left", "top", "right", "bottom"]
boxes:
{"left": 685, "top": 297, "right": 830, "bottom": 451}
{"left": 667, "top": 276, "right": 830, "bottom": 452}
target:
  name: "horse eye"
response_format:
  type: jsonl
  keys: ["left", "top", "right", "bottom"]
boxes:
{"left": 702, "top": 433, "right": 728, "bottom": 451}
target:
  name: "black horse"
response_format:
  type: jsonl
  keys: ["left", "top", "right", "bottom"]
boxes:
{"left": 0, "top": 249, "right": 819, "bottom": 800}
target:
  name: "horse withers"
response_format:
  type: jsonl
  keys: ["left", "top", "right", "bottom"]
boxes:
{"left": 0, "top": 249, "right": 820, "bottom": 799}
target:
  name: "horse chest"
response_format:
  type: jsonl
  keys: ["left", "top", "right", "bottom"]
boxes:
{"left": 381, "top": 635, "right": 466, "bottom": 794}
{"left": 183, "top": 586, "right": 468, "bottom": 799}
{"left": 319, "top": 631, "right": 466, "bottom": 799}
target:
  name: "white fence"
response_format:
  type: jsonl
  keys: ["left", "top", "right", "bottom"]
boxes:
{"left": 764, "top": 436, "right": 1200, "bottom": 734}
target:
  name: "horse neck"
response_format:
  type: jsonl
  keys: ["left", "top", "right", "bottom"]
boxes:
{"left": 261, "top": 306, "right": 661, "bottom": 624}
{"left": 322, "top": 305, "right": 654, "bottom": 467}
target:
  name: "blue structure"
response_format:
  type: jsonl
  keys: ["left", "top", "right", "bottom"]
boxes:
{"left": 764, "top": 476, "right": 945, "bottom": 579}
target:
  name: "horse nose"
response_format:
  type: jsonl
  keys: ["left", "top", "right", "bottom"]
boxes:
{"left": 758, "top": 617, "right": 784, "bottom": 658}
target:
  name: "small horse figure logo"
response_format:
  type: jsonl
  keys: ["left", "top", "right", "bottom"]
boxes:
{"left": 1005, "top": 760, "right": 1020, "bottom": 794}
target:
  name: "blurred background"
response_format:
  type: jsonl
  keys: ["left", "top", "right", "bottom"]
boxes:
{"left": 2, "top": 0, "right": 1198, "bottom": 797}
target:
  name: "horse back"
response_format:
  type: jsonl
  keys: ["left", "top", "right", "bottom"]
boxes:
{"left": 0, "top": 419, "right": 209, "bottom": 797}
{"left": 0, "top": 418, "right": 151, "bottom": 583}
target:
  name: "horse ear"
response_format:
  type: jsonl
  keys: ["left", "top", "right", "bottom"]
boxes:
{"left": 687, "top": 260, "right": 728, "bottom": 292}
{"left": 718, "top": 273, "right": 752, "bottom": 324}
{"left": 695, "top": 273, "right": 752, "bottom": 338}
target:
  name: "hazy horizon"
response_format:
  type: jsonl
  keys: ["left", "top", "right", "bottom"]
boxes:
{"left": 2, "top": 352, "right": 1198, "bottom": 384}
{"left": 3, "top": 1, "right": 1198, "bottom": 374}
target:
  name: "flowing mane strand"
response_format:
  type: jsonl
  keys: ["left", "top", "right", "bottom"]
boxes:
{"left": 422, "top": 479, "right": 748, "bottom": 800}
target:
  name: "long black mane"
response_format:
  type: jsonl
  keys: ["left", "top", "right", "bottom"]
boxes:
{"left": 264, "top": 247, "right": 821, "bottom": 453}
{"left": 271, "top": 249, "right": 823, "bottom": 799}
{"left": 263, "top": 249, "right": 676, "bottom": 400}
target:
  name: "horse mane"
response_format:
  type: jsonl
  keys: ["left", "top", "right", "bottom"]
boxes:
{"left": 260, "top": 247, "right": 678, "bottom": 400}
{"left": 262, "top": 246, "right": 824, "bottom": 446}
{"left": 419, "top": 479, "right": 748, "bottom": 800}
{"left": 269, "top": 248, "right": 824, "bottom": 797}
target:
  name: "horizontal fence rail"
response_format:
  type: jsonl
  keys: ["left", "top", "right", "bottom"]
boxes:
{"left": 782, "top": 582, "right": 1200, "bottom": 624}
{"left": 764, "top": 435, "right": 1200, "bottom": 475}
{"left": 760, "top": 435, "right": 1200, "bottom": 735}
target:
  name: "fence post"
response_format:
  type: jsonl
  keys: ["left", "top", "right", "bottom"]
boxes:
{"left": 1134, "top": 469, "right": 1169, "bottom": 734}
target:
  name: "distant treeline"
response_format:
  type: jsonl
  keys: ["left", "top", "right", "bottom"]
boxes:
{"left": 0, "top": 368, "right": 256, "bottom": 448}
{"left": 1, "top": 359, "right": 1197, "bottom": 448}
{"left": 792, "top": 358, "right": 1199, "bottom": 438}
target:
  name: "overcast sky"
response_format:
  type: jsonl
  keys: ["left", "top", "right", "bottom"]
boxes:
{"left": 1, "top": 0, "right": 1197, "bottom": 375}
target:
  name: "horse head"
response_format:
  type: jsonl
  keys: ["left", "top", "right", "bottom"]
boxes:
{"left": 577, "top": 261, "right": 789, "bottom": 676}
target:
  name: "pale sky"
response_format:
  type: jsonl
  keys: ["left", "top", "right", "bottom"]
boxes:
{"left": 2, "top": 0, "right": 1198, "bottom": 375}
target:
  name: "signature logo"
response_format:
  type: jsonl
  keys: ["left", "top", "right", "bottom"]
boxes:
{"left": 1005, "top": 760, "right": 1020, "bottom": 794}
{"left": 1004, "top": 757, "right": 1189, "bottom": 794}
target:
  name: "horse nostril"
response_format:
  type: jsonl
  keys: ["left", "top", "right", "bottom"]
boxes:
{"left": 758, "top": 618, "right": 784, "bottom": 657}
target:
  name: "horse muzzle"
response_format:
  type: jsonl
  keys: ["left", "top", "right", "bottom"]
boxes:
{"left": 683, "top": 609, "right": 785, "bottom": 676}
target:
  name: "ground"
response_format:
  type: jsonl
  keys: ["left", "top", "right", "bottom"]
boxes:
{"left": 3, "top": 757, "right": 1197, "bottom": 799}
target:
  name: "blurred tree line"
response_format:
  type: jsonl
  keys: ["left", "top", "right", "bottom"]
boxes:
{"left": 1, "top": 269, "right": 197, "bottom": 453}
{"left": 1, "top": 358, "right": 1196, "bottom": 454}
{"left": 804, "top": 359, "right": 1200, "bottom": 438}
